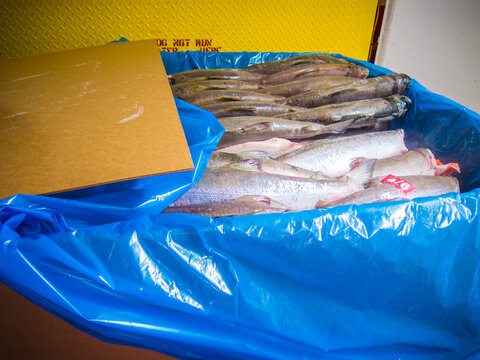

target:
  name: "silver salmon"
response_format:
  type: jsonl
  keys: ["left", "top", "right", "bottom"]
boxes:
{"left": 217, "top": 116, "right": 357, "bottom": 147}
{"left": 199, "top": 101, "right": 303, "bottom": 118}
{"left": 320, "top": 175, "right": 460, "bottom": 208}
{"left": 259, "top": 76, "right": 358, "bottom": 97}
{"left": 170, "top": 160, "right": 375, "bottom": 211}
{"left": 171, "top": 80, "right": 263, "bottom": 98}
{"left": 258, "top": 64, "right": 369, "bottom": 86}
{"left": 277, "top": 130, "right": 408, "bottom": 177}
{"left": 170, "top": 69, "right": 264, "bottom": 84}
{"left": 179, "top": 90, "right": 285, "bottom": 107}
{"left": 286, "top": 73, "right": 411, "bottom": 108}
{"left": 164, "top": 195, "right": 289, "bottom": 217}
{"left": 244, "top": 54, "right": 350, "bottom": 75}
{"left": 276, "top": 95, "right": 411, "bottom": 124}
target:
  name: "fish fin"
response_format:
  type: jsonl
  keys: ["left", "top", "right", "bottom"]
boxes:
{"left": 227, "top": 159, "right": 262, "bottom": 172}
{"left": 435, "top": 157, "right": 460, "bottom": 175}
{"left": 339, "top": 114, "right": 364, "bottom": 122}
{"left": 322, "top": 119, "right": 356, "bottom": 134}
{"left": 235, "top": 195, "right": 288, "bottom": 208}
{"left": 310, "top": 171, "right": 331, "bottom": 181}
{"left": 435, "top": 163, "right": 460, "bottom": 176}
{"left": 449, "top": 162, "right": 460, "bottom": 173}
{"left": 303, "top": 124, "right": 326, "bottom": 132}
{"left": 349, "top": 157, "right": 368, "bottom": 170}
{"left": 343, "top": 159, "right": 376, "bottom": 186}
{"left": 242, "top": 122, "right": 272, "bottom": 132}
{"left": 315, "top": 200, "right": 330, "bottom": 208}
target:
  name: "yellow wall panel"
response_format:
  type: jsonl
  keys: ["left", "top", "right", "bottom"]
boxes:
{"left": 0, "top": 0, "right": 377, "bottom": 60}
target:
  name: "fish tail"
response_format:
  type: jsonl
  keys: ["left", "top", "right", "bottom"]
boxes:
{"left": 435, "top": 161, "right": 460, "bottom": 176}
{"left": 343, "top": 158, "right": 376, "bottom": 187}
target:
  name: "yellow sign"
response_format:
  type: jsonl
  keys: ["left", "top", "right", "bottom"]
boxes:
{"left": 1, "top": 0, "right": 377, "bottom": 60}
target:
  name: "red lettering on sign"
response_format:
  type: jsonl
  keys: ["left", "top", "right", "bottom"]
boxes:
{"left": 156, "top": 39, "right": 167, "bottom": 46}
{"left": 196, "top": 39, "right": 213, "bottom": 46}
{"left": 199, "top": 46, "right": 221, "bottom": 52}
{"left": 381, "top": 174, "right": 415, "bottom": 194}
{"left": 173, "top": 39, "right": 191, "bottom": 46}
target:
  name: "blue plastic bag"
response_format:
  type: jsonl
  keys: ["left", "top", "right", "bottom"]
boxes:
{"left": 1, "top": 51, "right": 480, "bottom": 360}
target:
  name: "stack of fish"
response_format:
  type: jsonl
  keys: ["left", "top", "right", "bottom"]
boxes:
{"left": 165, "top": 54, "right": 460, "bottom": 217}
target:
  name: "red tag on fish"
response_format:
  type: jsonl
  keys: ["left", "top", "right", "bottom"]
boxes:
{"left": 381, "top": 174, "right": 415, "bottom": 194}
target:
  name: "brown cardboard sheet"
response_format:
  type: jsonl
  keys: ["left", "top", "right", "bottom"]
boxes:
{"left": 0, "top": 40, "right": 193, "bottom": 199}
{"left": 0, "top": 282, "right": 178, "bottom": 360}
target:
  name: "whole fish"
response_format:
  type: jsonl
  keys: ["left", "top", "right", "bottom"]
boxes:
{"left": 218, "top": 137, "right": 309, "bottom": 158}
{"left": 180, "top": 90, "right": 285, "bottom": 107}
{"left": 225, "top": 158, "right": 330, "bottom": 180}
{"left": 276, "top": 95, "right": 411, "bottom": 124}
{"left": 171, "top": 80, "right": 263, "bottom": 98}
{"left": 199, "top": 101, "right": 303, "bottom": 118}
{"left": 244, "top": 54, "right": 349, "bottom": 75}
{"left": 259, "top": 76, "right": 358, "bottom": 97}
{"left": 164, "top": 195, "right": 289, "bottom": 217}
{"left": 170, "top": 160, "right": 375, "bottom": 211}
{"left": 258, "top": 64, "right": 369, "bottom": 86}
{"left": 286, "top": 73, "right": 411, "bottom": 108}
{"left": 277, "top": 130, "right": 407, "bottom": 177}
{"left": 217, "top": 116, "right": 356, "bottom": 147}
{"left": 169, "top": 69, "right": 264, "bottom": 84}
{"left": 320, "top": 175, "right": 460, "bottom": 208}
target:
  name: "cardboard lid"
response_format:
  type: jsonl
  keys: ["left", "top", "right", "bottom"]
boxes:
{"left": 0, "top": 40, "right": 193, "bottom": 199}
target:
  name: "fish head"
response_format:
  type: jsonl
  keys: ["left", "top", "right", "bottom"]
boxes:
{"left": 356, "top": 66, "right": 370, "bottom": 79}
{"left": 398, "top": 95, "right": 412, "bottom": 117}
{"left": 391, "top": 94, "right": 412, "bottom": 114}
{"left": 396, "top": 73, "right": 412, "bottom": 94}
{"left": 401, "top": 95, "right": 412, "bottom": 108}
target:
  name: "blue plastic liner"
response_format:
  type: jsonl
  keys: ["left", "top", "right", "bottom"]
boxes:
{"left": 1, "top": 51, "right": 480, "bottom": 360}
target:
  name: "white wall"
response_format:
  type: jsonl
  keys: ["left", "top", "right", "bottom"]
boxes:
{"left": 376, "top": 0, "right": 480, "bottom": 113}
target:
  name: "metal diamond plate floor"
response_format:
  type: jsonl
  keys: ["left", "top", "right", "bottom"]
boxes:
{"left": 0, "top": 0, "right": 377, "bottom": 60}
